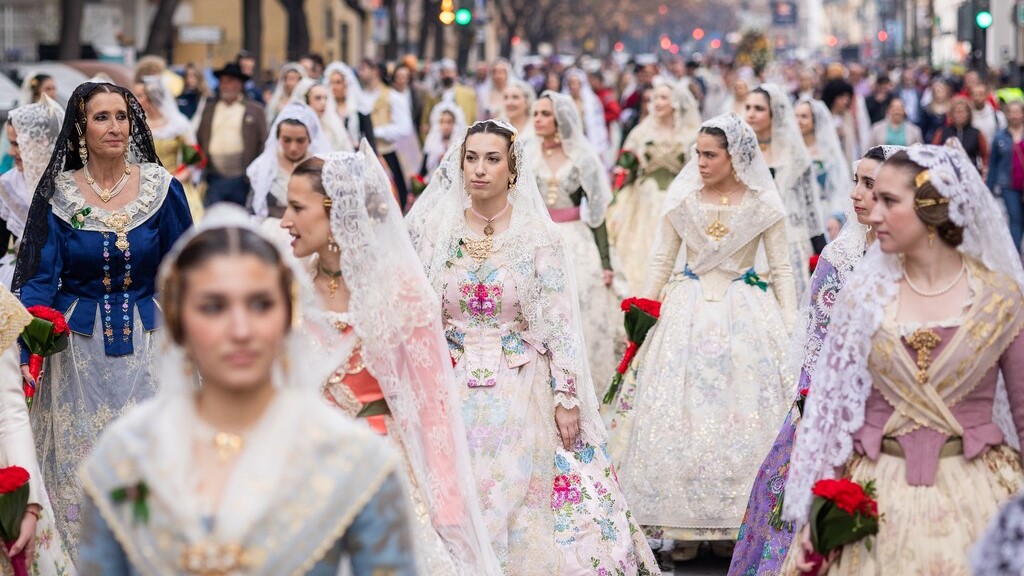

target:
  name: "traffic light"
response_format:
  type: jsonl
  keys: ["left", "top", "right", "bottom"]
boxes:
{"left": 975, "top": 3, "right": 993, "bottom": 28}
{"left": 440, "top": 0, "right": 455, "bottom": 25}
{"left": 972, "top": 0, "right": 990, "bottom": 70}
{"left": 455, "top": 7, "right": 472, "bottom": 25}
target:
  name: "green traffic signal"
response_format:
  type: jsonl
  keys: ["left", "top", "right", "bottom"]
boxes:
{"left": 976, "top": 10, "right": 993, "bottom": 28}
{"left": 455, "top": 7, "right": 472, "bottom": 25}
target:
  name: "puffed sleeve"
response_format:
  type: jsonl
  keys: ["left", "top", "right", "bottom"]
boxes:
{"left": 762, "top": 218, "right": 797, "bottom": 332}
{"left": 342, "top": 472, "right": 419, "bottom": 576}
{"left": 159, "top": 178, "right": 194, "bottom": 256}
{"left": 0, "top": 346, "right": 42, "bottom": 504}
{"left": 77, "top": 495, "right": 132, "bottom": 575}
{"left": 18, "top": 208, "right": 64, "bottom": 365}
{"left": 641, "top": 216, "right": 682, "bottom": 300}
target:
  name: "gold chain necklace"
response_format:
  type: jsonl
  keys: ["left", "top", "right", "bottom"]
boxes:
{"left": 463, "top": 203, "right": 511, "bottom": 262}
{"left": 84, "top": 162, "right": 132, "bottom": 203}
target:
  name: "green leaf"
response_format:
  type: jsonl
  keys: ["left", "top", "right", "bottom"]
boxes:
{"left": 602, "top": 373, "right": 624, "bottom": 405}
{"left": 0, "top": 483, "right": 29, "bottom": 541}
{"left": 356, "top": 399, "right": 391, "bottom": 418}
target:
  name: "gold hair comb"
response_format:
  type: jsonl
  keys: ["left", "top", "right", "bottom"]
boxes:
{"left": 915, "top": 170, "right": 930, "bottom": 189}
{"left": 915, "top": 197, "right": 950, "bottom": 208}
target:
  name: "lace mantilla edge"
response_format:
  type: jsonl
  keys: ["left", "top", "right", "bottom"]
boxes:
{"left": 49, "top": 163, "right": 172, "bottom": 232}
{"left": 0, "top": 287, "right": 31, "bottom": 351}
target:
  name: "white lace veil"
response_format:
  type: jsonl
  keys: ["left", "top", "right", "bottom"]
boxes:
{"left": 322, "top": 145, "right": 500, "bottom": 574}
{"left": 155, "top": 203, "right": 347, "bottom": 398}
{"left": 528, "top": 90, "right": 612, "bottom": 228}
{"left": 476, "top": 59, "right": 516, "bottom": 120}
{"left": 423, "top": 101, "right": 468, "bottom": 172}
{"left": 802, "top": 98, "right": 851, "bottom": 215}
{"left": 323, "top": 62, "right": 368, "bottom": 150}
{"left": 4, "top": 97, "right": 64, "bottom": 238}
{"left": 759, "top": 83, "right": 825, "bottom": 237}
{"left": 662, "top": 112, "right": 784, "bottom": 218}
{"left": 290, "top": 77, "right": 349, "bottom": 153}
{"left": 561, "top": 68, "right": 609, "bottom": 154}
{"left": 141, "top": 74, "right": 195, "bottom": 142}
{"left": 783, "top": 141, "right": 1024, "bottom": 523}
{"left": 265, "top": 63, "right": 308, "bottom": 126}
{"left": 784, "top": 145, "right": 904, "bottom": 391}
{"left": 247, "top": 101, "right": 329, "bottom": 219}
{"left": 405, "top": 119, "right": 609, "bottom": 446}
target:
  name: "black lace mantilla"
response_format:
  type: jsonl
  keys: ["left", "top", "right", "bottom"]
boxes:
{"left": 13, "top": 82, "right": 160, "bottom": 291}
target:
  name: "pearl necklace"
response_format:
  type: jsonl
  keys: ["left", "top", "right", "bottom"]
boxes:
{"left": 902, "top": 259, "right": 966, "bottom": 297}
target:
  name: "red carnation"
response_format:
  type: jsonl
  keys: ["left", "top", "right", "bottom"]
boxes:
{"left": 20, "top": 306, "right": 71, "bottom": 408}
{"left": 0, "top": 466, "right": 29, "bottom": 495}
{"left": 25, "top": 306, "right": 68, "bottom": 335}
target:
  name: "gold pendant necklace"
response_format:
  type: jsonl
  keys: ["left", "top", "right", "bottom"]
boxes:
{"left": 84, "top": 162, "right": 132, "bottom": 203}
{"left": 213, "top": 431, "right": 243, "bottom": 461}
{"left": 318, "top": 264, "right": 343, "bottom": 299}
{"left": 463, "top": 203, "right": 511, "bottom": 262}
{"left": 704, "top": 184, "right": 738, "bottom": 241}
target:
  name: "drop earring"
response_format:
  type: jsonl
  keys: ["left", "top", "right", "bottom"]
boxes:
{"left": 927, "top": 225, "right": 936, "bottom": 247}
{"left": 328, "top": 236, "right": 339, "bottom": 253}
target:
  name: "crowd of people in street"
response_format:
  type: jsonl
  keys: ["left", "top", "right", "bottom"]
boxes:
{"left": 1, "top": 46, "right": 1024, "bottom": 575}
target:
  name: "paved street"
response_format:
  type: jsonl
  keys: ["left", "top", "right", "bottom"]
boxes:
{"left": 662, "top": 556, "right": 730, "bottom": 575}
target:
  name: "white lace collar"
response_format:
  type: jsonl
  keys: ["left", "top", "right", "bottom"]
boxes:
{"left": 49, "top": 163, "right": 172, "bottom": 233}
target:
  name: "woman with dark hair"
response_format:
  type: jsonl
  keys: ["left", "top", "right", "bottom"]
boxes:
{"left": 280, "top": 147, "right": 499, "bottom": 574}
{"left": 746, "top": 84, "right": 824, "bottom": 293}
{"left": 920, "top": 78, "right": 953, "bottom": 143}
{"left": 607, "top": 112, "right": 796, "bottom": 562}
{"left": 822, "top": 79, "right": 861, "bottom": 162}
{"left": 729, "top": 145, "right": 904, "bottom": 576}
{"left": 18, "top": 73, "right": 57, "bottom": 106}
{"left": 77, "top": 204, "right": 418, "bottom": 575}
{"left": 407, "top": 119, "right": 657, "bottom": 574}
{"left": 785, "top": 143, "right": 1024, "bottom": 574}
{"left": 12, "top": 82, "right": 192, "bottom": 554}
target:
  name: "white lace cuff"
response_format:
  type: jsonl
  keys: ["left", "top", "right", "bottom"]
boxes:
{"left": 554, "top": 392, "right": 581, "bottom": 411}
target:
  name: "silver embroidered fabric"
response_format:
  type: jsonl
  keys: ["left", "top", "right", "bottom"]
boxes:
{"left": 783, "top": 142, "right": 1024, "bottom": 523}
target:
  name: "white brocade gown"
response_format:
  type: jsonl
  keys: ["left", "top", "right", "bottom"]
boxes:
{"left": 608, "top": 193, "right": 796, "bottom": 541}
{"left": 536, "top": 162, "right": 624, "bottom": 390}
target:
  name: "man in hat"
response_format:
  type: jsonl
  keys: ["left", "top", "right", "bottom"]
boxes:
{"left": 197, "top": 62, "right": 268, "bottom": 207}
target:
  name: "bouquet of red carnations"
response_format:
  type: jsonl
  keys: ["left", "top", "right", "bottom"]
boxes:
{"left": 611, "top": 149, "right": 639, "bottom": 194}
{"left": 410, "top": 174, "right": 428, "bottom": 197}
{"left": 0, "top": 466, "right": 31, "bottom": 576}
{"left": 800, "top": 478, "right": 881, "bottom": 575}
{"left": 20, "top": 306, "right": 70, "bottom": 407}
{"left": 175, "top": 143, "right": 206, "bottom": 180}
{"left": 602, "top": 297, "right": 661, "bottom": 405}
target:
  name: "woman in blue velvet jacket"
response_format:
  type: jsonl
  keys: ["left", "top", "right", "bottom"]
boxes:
{"left": 11, "top": 82, "right": 192, "bottom": 558}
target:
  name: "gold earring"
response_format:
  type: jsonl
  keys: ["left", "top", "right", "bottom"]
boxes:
{"left": 328, "top": 236, "right": 339, "bottom": 253}
{"left": 79, "top": 136, "right": 88, "bottom": 165}
{"left": 927, "top": 225, "right": 936, "bottom": 246}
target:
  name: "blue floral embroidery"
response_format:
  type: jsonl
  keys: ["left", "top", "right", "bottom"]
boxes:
{"left": 577, "top": 445, "right": 595, "bottom": 464}
{"left": 555, "top": 453, "right": 571, "bottom": 474}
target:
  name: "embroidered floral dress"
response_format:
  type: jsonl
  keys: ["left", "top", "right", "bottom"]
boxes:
{"left": 607, "top": 190, "right": 797, "bottom": 542}
{"left": 17, "top": 164, "right": 192, "bottom": 556}
{"left": 441, "top": 222, "right": 656, "bottom": 575}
